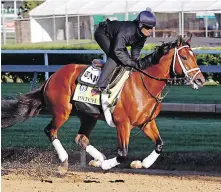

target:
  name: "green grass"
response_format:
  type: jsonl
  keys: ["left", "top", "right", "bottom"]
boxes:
{"left": 1, "top": 83, "right": 221, "bottom": 104}
{"left": 1, "top": 39, "right": 156, "bottom": 50}
{"left": 163, "top": 85, "right": 221, "bottom": 104}
{"left": 2, "top": 115, "right": 221, "bottom": 157}
{"left": 1, "top": 83, "right": 33, "bottom": 98}
{"left": 2, "top": 37, "right": 221, "bottom": 50}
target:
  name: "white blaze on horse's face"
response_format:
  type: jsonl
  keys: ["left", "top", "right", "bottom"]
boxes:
{"left": 189, "top": 50, "right": 194, "bottom": 57}
{"left": 173, "top": 45, "right": 204, "bottom": 89}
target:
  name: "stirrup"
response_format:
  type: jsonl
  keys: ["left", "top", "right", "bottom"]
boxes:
{"left": 92, "top": 86, "right": 111, "bottom": 94}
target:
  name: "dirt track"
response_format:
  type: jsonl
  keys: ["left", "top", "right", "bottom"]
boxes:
{"left": 2, "top": 169, "right": 221, "bottom": 192}
{"left": 2, "top": 148, "right": 221, "bottom": 192}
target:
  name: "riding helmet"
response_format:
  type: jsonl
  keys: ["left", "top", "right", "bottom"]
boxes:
{"left": 135, "top": 10, "right": 156, "bottom": 29}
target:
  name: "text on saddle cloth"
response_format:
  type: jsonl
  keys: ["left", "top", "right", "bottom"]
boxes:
{"left": 80, "top": 65, "right": 101, "bottom": 85}
{"left": 73, "top": 65, "right": 102, "bottom": 105}
{"left": 73, "top": 84, "right": 101, "bottom": 105}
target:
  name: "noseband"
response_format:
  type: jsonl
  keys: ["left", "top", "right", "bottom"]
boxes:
{"left": 172, "top": 45, "right": 201, "bottom": 84}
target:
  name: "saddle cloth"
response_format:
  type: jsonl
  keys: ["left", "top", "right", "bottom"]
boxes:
{"left": 72, "top": 60, "right": 131, "bottom": 127}
{"left": 73, "top": 65, "right": 101, "bottom": 105}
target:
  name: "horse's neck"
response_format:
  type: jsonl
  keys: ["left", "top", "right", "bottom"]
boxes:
{"left": 145, "top": 53, "right": 173, "bottom": 79}
{"left": 141, "top": 52, "right": 173, "bottom": 95}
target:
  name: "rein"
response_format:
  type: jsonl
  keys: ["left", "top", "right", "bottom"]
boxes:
{"left": 135, "top": 64, "right": 185, "bottom": 84}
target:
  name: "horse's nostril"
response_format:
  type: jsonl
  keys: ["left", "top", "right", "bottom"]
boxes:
{"left": 195, "top": 78, "right": 204, "bottom": 85}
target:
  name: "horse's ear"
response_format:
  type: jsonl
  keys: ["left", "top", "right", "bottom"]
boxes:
{"left": 186, "top": 33, "right": 192, "bottom": 45}
{"left": 177, "top": 35, "right": 182, "bottom": 47}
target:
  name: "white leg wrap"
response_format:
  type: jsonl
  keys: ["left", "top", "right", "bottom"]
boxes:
{"left": 52, "top": 139, "right": 68, "bottom": 162}
{"left": 101, "top": 157, "right": 120, "bottom": 170}
{"left": 86, "top": 145, "right": 106, "bottom": 162}
{"left": 142, "top": 150, "right": 160, "bottom": 169}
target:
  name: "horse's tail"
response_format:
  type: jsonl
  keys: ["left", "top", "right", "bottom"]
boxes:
{"left": 1, "top": 87, "right": 45, "bottom": 128}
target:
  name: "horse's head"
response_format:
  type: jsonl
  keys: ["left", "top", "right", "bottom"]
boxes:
{"left": 171, "top": 35, "right": 205, "bottom": 89}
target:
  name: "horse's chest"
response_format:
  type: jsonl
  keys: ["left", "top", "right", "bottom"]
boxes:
{"left": 135, "top": 101, "right": 162, "bottom": 124}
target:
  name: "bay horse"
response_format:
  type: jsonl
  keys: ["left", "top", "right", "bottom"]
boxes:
{"left": 1, "top": 35, "right": 205, "bottom": 171}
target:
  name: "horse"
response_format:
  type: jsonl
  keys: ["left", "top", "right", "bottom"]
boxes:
{"left": 1, "top": 35, "right": 205, "bottom": 171}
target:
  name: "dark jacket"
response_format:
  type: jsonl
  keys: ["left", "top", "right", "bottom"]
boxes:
{"left": 104, "top": 20, "right": 150, "bottom": 69}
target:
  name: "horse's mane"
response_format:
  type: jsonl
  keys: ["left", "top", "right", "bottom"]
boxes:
{"left": 148, "top": 38, "right": 189, "bottom": 65}
{"left": 149, "top": 41, "right": 175, "bottom": 65}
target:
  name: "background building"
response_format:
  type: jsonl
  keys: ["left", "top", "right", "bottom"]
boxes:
{"left": 1, "top": 0, "right": 221, "bottom": 44}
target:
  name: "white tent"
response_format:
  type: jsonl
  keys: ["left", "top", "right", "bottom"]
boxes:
{"left": 29, "top": 0, "right": 221, "bottom": 43}
{"left": 30, "top": 0, "right": 221, "bottom": 16}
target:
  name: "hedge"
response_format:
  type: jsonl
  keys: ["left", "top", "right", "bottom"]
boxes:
{"left": 1, "top": 43, "right": 157, "bottom": 50}
{"left": 2, "top": 42, "right": 221, "bottom": 50}
{"left": 2, "top": 44, "right": 221, "bottom": 83}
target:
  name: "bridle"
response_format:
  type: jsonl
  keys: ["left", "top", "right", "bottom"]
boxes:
{"left": 140, "top": 43, "right": 202, "bottom": 102}
{"left": 138, "top": 44, "right": 201, "bottom": 84}
{"left": 172, "top": 45, "right": 201, "bottom": 85}
{"left": 131, "top": 44, "right": 201, "bottom": 138}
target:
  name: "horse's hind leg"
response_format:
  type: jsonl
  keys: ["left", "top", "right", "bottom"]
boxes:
{"left": 75, "top": 114, "right": 106, "bottom": 166}
{"left": 44, "top": 108, "right": 71, "bottom": 171}
{"left": 134, "top": 119, "right": 164, "bottom": 169}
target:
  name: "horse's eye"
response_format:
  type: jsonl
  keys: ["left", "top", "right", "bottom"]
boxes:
{"left": 180, "top": 55, "right": 187, "bottom": 60}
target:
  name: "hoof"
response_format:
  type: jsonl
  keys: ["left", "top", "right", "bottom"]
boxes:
{"left": 88, "top": 160, "right": 102, "bottom": 167}
{"left": 130, "top": 160, "right": 142, "bottom": 169}
{"left": 57, "top": 159, "right": 68, "bottom": 176}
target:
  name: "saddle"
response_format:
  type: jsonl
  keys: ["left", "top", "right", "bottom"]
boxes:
{"left": 72, "top": 59, "right": 131, "bottom": 127}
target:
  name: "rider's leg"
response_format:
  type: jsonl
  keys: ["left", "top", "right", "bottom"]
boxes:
{"left": 94, "top": 27, "right": 117, "bottom": 90}
{"left": 95, "top": 58, "right": 117, "bottom": 89}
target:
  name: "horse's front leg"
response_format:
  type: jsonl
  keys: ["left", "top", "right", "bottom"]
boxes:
{"left": 101, "top": 121, "right": 131, "bottom": 170}
{"left": 131, "top": 119, "right": 164, "bottom": 169}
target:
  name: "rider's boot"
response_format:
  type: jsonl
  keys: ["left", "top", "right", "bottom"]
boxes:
{"left": 92, "top": 59, "right": 117, "bottom": 95}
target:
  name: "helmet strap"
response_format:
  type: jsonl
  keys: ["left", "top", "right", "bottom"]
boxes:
{"left": 137, "top": 27, "right": 146, "bottom": 37}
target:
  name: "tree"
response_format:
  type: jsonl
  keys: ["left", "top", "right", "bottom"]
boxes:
{"left": 20, "top": 0, "right": 44, "bottom": 18}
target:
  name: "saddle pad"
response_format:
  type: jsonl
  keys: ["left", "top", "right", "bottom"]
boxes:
{"left": 107, "top": 70, "right": 130, "bottom": 106}
{"left": 73, "top": 84, "right": 101, "bottom": 105}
